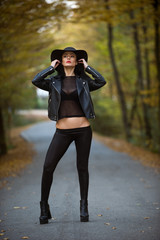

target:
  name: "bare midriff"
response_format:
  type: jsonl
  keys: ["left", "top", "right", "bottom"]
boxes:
{"left": 56, "top": 117, "right": 90, "bottom": 129}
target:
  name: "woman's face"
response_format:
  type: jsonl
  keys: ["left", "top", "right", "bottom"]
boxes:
{"left": 62, "top": 51, "right": 77, "bottom": 67}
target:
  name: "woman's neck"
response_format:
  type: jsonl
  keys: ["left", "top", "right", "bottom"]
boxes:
{"left": 64, "top": 67, "right": 75, "bottom": 76}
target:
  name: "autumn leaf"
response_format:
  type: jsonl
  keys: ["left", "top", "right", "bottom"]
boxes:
{"left": 136, "top": 203, "right": 141, "bottom": 206}
{"left": 112, "top": 227, "right": 117, "bottom": 230}
{"left": 13, "top": 206, "right": 27, "bottom": 210}
{"left": 21, "top": 237, "right": 29, "bottom": 239}
{"left": 104, "top": 222, "right": 110, "bottom": 226}
{"left": 97, "top": 214, "right": 103, "bottom": 217}
{"left": 144, "top": 217, "right": 150, "bottom": 219}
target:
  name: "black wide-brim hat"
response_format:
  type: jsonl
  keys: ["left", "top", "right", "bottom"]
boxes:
{"left": 51, "top": 47, "right": 88, "bottom": 62}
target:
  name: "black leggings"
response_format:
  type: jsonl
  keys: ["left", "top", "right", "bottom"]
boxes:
{"left": 41, "top": 126, "right": 92, "bottom": 202}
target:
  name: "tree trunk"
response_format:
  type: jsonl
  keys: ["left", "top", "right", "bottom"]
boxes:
{"left": 107, "top": 23, "right": 131, "bottom": 140}
{"left": 130, "top": 10, "right": 152, "bottom": 142}
{"left": 141, "top": 9, "right": 151, "bottom": 90}
{"left": 0, "top": 107, "right": 7, "bottom": 155}
{"left": 153, "top": 0, "right": 160, "bottom": 132}
{"left": 128, "top": 82, "right": 139, "bottom": 129}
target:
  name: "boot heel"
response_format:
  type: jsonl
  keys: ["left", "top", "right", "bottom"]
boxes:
{"left": 39, "top": 201, "right": 51, "bottom": 224}
{"left": 39, "top": 216, "right": 48, "bottom": 224}
{"left": 80, "top": 215, "right": 89, "bottom": 222}
{"left": 80, "top": 200, "right": 89, "bottom": 222}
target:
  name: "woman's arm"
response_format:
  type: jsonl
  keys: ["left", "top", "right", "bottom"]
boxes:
{"left": 32, "top": 66, "right": 55, "bottom": 91}
{"left": 32, "top": 60, "right": 60, "bottom": 91}
{"left": 85, "top": 66, "right": 106, "bottom": 91}
{"left": 78, "top": 58, "right": 106, "bottom": 91}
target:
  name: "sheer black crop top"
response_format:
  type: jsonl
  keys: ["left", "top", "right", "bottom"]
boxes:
{"left": 58, "top": 76, "right": 85, "bottom": 119}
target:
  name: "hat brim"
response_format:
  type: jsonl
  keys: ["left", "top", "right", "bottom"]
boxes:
{"left": 51, "top": 49, "right": 88, "bottom": 62}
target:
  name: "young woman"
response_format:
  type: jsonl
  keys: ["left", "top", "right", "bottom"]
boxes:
{"left": 32, "top": 47, "right": 106, "bottom": 224}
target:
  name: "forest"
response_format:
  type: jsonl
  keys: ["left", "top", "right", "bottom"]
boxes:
{"left": 0, "top": 0, "right": 160, "bottom": 155}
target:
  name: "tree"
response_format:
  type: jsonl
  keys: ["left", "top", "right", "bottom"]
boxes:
{"left": 0, "top": 0, "right": 69, "bottom": 155}
{"left": 69, "top": 0, "right": 160, "bottom": 151}
{"left": 153, "top": 0, "right": 160, "bottom": 132}
{"left": 107, "top": 23, "right": 131, "bottom": 140}
{"left": 130, "top": 9, "right": 152, "bottom": 141}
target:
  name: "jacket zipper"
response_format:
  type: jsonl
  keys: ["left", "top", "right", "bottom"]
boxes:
{"left": 52, "top": 81, "right": 61, "bottom": 120}
{"left": 83, "top": 82, "right": 95, "bottom": 118}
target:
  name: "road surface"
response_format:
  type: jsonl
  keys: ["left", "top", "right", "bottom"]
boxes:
{"left": 0, "top": 121, "right": 160, "bottom": 240}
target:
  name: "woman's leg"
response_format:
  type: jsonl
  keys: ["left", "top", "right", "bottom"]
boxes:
{"left": 75, "top": 126, "right": 92, "bottom": 201}
{"left": 41, "top": 129, "right": 72, "bottom": 202}
{"left": 75, "top": 126, "right": 92, "bottom": 222}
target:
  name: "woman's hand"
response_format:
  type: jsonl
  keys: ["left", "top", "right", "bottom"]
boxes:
{"left": 51, "top": 59, "right": 60, "bottom": 69}
{"left": 78, "top": 58, "right": 88, "bottom": 69}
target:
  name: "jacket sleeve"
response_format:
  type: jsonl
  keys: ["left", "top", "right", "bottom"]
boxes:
{"left": 85, "top": 66, "right": 106, "bottom": 91}
{"left": 32, "top": 66, "right": 55, "bottom": 91}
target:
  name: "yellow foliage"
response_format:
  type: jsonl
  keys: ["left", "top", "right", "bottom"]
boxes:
{"left": 140, "top": 88, "right": 159, "bottom": 107}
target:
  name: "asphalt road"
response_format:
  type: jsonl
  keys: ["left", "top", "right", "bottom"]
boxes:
{"left": 0, "top": 121, "right": 160, "bottom": 240}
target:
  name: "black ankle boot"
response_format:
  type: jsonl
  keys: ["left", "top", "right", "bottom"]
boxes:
{"left": 39, "top": 201, "right": 52, "bottom": 224}
{"left": 80, "top": 200, "right": 89, "bottom": 222}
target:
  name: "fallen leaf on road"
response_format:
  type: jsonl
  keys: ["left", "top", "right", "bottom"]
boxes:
{"left": 104, "top": 223, "right": 110, "bottom": 226}
{"left": 21, "top": 237, "right": 29, "bottom": 239}
{"left": 1, "top": 230, "right": 6, "bottom": 232}
{"left": 97, "top": 214, "right": 103, "bottom": 217}
{"left": 13, "top": 206, "right": 27, "bottom": 210}
{"left": 106, "top": 208, "right": 110, "bottom": 210}
{"left": 3, "top": 238, "right": 9, "bottom": 240}
{"left": 136, "top": 203, "right": 141, "bottom": 206}
{"left": 0, "top": 233, "right": 4, "bottom": 236}
{"left": 112, "top": 227, "right": 117, "bottom": 230}
{"left": 144, "top": 217, "right": 150, "bottom": 219}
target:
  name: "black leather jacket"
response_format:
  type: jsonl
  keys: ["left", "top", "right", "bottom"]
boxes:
{"left": 32, "top": 66, "right": 106, "bottom": 121}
